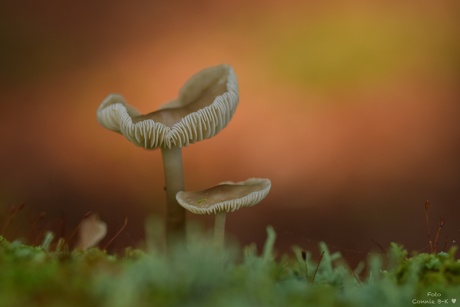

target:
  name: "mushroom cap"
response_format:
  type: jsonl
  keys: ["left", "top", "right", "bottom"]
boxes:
{"left": 96, "top": 64, "right": 239, "bottom": 149}
{"left": 176, "top": 178, "right": 271, "bottom": 215}
{"left": 76, "top": 213, "right": 107, "bottom": 250}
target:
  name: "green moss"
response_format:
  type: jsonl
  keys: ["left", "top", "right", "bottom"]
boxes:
{"left": 1, "top": 228, "right": 459, "bottom": 307}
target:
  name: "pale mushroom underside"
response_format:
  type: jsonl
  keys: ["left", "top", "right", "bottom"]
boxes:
{"left": 96, "top": 64, "right": 239, "bottom": 149}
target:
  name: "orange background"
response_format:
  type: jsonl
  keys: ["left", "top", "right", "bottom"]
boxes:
{"left": 1, "top": 0, "right": 459, "bottom": 263}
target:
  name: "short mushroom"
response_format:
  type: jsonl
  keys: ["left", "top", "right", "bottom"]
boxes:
{"left": 75, "top": 213, "right": 107, "bottom": 250}
{"left": 97, "top": 64, "right": 239, "bottom": 244}
{"left": 176, "top": 178, "right": 271, "bottom": 247}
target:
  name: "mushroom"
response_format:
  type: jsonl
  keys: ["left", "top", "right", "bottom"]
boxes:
{"left": 75, "top": 213, "right": 107, "bottom": 250}
{"left": 176, "top": 178, "right": 271, "bottom": 247}
{"left": 96, "top": 64, "right": 239, "bottom": 244}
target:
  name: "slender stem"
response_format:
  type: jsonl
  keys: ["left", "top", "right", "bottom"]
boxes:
{"left": 213, "top": 212, "right": 227, "bottom": 248}
{"left": 161, "top": 146, "right": 186, "bottom": 245}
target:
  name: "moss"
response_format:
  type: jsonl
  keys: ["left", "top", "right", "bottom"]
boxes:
{"left": 0, "top": 229, "right": 459, "bottom": 307}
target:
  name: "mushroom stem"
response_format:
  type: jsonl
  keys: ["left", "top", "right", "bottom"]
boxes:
{"left": 161, "top": 146, "right": 186, "bottom": 245}
{"left": 213, "top": 212, "right": 227, "bottom": 248}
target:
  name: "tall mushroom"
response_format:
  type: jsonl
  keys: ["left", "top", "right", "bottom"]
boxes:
{"left": 176, "top": 178, "right": 271, "bottom": 247}
{"left": 96, "top": 64, "right": 239, "bottom": 244}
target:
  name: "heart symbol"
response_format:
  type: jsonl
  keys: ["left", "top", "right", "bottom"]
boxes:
{"left": 452, "top": 299, "right": 457, "bottom": 304}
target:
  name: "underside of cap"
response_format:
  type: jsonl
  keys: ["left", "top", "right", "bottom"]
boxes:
{"left": 176, "top": 178, "right": 272, "bottom": 215}
{"left": 96, "top": 64, "right": 239, "bottom": 149}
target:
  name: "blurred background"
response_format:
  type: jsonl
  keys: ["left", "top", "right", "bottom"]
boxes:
{"left": 1, "top": 0, "right": 459, "bottom": 264}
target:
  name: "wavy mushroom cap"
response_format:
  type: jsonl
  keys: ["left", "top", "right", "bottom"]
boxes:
{"left": 97, "top": 64, "right": 239, "bottom": 149}
{"left": 176, "top": 178, "right": 271, "bottom": 215}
